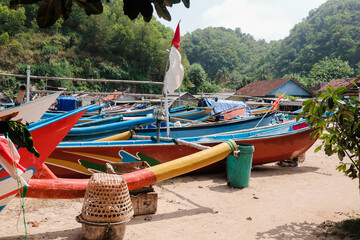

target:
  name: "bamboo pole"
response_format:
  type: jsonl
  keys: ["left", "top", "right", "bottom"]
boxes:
{"left": 131, "top": 135, "right": 210, "bottom": 150}
{"left": 31, "top": 89, "right": 166, "bottom": 98}
{"left": 0, "top": 72, "right": 163, "bottom": 85}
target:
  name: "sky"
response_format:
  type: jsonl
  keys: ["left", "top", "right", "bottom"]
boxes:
{"left": 156, "top": 0, "right": 328, "bottom": 42}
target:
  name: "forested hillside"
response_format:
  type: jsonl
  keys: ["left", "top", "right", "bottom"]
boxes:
{"left": 182, "top": 27, "right": 268, "bottom": 86}
{"left": 0, "top": 0, "right": 186, "bottom": 94}
{"left": 1, "top": 0, "right": 360, "bottom": 95}
{"left": 267, "top": 0, "right": 360, "bottom": 79}
{"left": 182, "top": 0, "right": 360, "bottom": 90}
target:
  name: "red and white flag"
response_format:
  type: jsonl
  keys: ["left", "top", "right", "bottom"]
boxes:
{"left": 172, "top": 21, "right": 181, "bottom": 50}
{"left": 271, "top": 93, "right": 285, "bottom": 110}
{"left": 164, "top": 22, "right": 184, "bottom": 94}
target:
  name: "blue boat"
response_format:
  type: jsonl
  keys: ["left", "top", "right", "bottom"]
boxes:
{"left": 134, "top": 113, "right": 275, "bottom": 138}
{"left": 64, "top": 117, "right": 156, "bottom": 141}
{"left": 47, "top": 118, "right": 315, "bottom": 178}
{"left": 74, "top": 115, "right": 123, "bottom": 127}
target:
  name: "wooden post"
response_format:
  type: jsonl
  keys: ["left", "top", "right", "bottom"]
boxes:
{"left": 26, "top": 65, "right": 30, "bottom": 102}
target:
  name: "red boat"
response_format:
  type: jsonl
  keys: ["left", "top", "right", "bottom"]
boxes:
{"left": 45, "top": 121, "right": 315, "bottom": 179}
{"left": 0, "top": 107, "right": 87, "bottom": 211}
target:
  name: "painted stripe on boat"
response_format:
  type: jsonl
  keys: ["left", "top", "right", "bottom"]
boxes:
{"left": 138, "top": 140, "right": 237, "bottom": 183}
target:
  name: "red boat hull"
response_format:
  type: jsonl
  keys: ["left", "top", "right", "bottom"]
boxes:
{"left": 0, "top": 109, "right": 87, "bottom": 181}
{"left": 47, "top": 128, "right": 316, "bottom": 179}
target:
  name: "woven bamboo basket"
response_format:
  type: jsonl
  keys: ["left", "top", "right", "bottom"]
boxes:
{"left": 77, "top": 173, "right": 133, "bottom": 240}
{"left": 81, "top": 173, "right": 134, "bottom": 223}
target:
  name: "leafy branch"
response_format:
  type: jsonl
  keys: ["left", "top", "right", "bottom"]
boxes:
{"left": 9, "top": 0, "right": 190, "bottom": 28}
{"left": 0, "top": 114, "right": 40, "bottom": 157}
{"left": 297, "top": 84, "right": 360, "bottom": 186}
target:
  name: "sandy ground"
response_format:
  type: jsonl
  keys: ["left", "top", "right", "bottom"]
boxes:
{"left": 1, "top": 140, "right": 360, "bottom": 240}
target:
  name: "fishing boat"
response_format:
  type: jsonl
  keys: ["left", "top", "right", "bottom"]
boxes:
{"left": 134, "top": 112, "right": 275, "bottom": 138}
{"left": 25, "top": 140, "right": 238, "bottom": 199}
{"left": 251, "top": 106, "right": 272, "bottom": 114}
{"left": 169, "top": 107, "right": 214, "bottom": 121}
{"left": 61, "top": 106, "right": 219, "bottom": 141}
{"left": 74, "top": 115, "right": 123, "bottom": 127}
{"left": 105, "top": 105, "right": 157, "bottom": 117}
{"left": 103, "top": 105, "right": 213, "bottom": 120}
{"left": 45, "top": 119, "right": 315, "bottom": 179}
{"left": 63, "top": 116, "right": 156, "bottom": 141}
{"left": 0, "top": 107, "right": 88, "bottom": 211}
{"left": 198, "top": 98, "right": 251, "bottom": 120}
{"left": 0, "top": 92, "right": 61, "bottom": 124}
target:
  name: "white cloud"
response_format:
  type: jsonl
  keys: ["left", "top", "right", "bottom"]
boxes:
{"left": 202, "top": 0, "right": 327, "bottom": 41}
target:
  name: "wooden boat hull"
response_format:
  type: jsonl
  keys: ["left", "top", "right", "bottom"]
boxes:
{"left": 26, "top": 140, "right": 238, "bottom": 199}
{"left": 64, "top": 117, "right": 155, "bottom": 141}
{"left": 47, "top": 123, "right": 315, "bottom": 179}
{"left": 222, "top": 107, "right": 247, "bottom": 120}
{"left": 135, "top": 113, "right": 275, "bottom": 138}
{"left": 0, "top": 92, "right": 61, "bottom": 124}
{"left": 105, "top": 105, "right": 157, "bottom": 116}
{"left": 0, "top": 108, "right": 87, "bottom": 210}
{"left": 170, "top": 107, "right": 213, "bottom": 120}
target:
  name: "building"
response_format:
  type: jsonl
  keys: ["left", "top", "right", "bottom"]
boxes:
{"left": 236, "top": 78, "right": 313, "bottom": 98}
{"left": 315, "top": 78, "right": 360, "bottom": 97}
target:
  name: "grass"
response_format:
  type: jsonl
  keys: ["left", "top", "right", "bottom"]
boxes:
{"left": 317, "top": 218, "right": 360, "bottom": 239}
{"left": 336, "top": 218, "right": 360, "bottom": 239}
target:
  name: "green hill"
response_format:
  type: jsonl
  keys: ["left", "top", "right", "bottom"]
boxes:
{"left": 2, "top": 0, "right": 360, "bottom": 93}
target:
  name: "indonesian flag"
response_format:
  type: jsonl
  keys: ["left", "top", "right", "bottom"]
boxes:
{"left": 164, "top": 22, "right": 184, "bottom": 94}
{"left": 172, "top": 22, "right": 181, "bottom": 50}
{"left": 271, "top": 93, "right": 285, "bottom": 110}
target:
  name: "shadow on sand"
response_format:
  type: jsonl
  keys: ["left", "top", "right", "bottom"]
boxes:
{"left": 129, "top": 185, "right": 215, "bottom": 226}
{"left": 157, "top": 164, "right": 320, "bottom": 194}
{"left": 255, "top": 221, "right": 330, "bottom": 240}
{"left": 0, "top": 228, "right": 83, "bottom": 240}
{"left": 251, "top": 165, "right": 321, "bottom": 178}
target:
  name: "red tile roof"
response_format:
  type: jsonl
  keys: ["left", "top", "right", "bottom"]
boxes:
{"left": 236, "top": 78, "right": 292, "bottom": 96}
{"left": 235, "top": 78, "right": 313, "bottom": 97}
{"left": 317, "top": 78, "right": 357, "bottom": 92}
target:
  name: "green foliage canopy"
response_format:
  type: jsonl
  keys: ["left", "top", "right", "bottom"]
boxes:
{"left": 185, "top": 63, "right": 207, "bottom": 94}
{"left": 297, "top": 84, "right": 360, "bottom": 187}
{"left": 308, "top": 57, "right": 354, "bottom": 87}
{"left": 7, "top": 0, "right": 189, "bottom": 28}
{"left": 0, "top": 0, "right": 187, "bottom": 94}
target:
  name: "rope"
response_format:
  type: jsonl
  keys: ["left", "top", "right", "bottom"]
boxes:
{"left": 7, "top": 137, "right": 28, "bottom": 239}
{"left": 225, "top": 140, "right": 236, "bottom": 153}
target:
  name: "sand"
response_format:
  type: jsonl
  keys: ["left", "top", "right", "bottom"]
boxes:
{"left": 0, "top": 140, "right": 359, "bottom": 240}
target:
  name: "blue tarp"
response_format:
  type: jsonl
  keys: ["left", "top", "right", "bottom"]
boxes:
{"left": 56, "top": 96, "right": 78, "bottom": 111}
{"left": 199, "top": 98, "right": 252, "bottom": 117}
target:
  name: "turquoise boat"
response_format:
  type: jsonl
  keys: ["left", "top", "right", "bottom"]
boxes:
{"left": 134, "top": 113, "right": 275, "bottom": 138}
{"left": 46, "top": 119, "right": 315, "bottom": 178}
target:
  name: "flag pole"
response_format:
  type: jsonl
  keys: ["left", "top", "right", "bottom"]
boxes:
{"left": 163, "top": 70, "right": 171, "bottom": 137}
{"left": 162, "top": 52, "right": 171, "bottom": 138}
{"left": 164, "top": 92, "right": 171, "bottom": 137}
{"left": 254, "top": 107, "right": 272, "bottom": 128}
{"left": 254, "top": 93, "right": 285, "bottom": 128}
{"left": 163, "top": 20, "right": 182, "bottom": 137}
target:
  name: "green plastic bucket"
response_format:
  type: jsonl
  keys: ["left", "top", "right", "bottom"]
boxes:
{"left": 227, "top": 143, "right": 255, "bottom": 188}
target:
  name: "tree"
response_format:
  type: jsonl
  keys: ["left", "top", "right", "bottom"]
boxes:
{"left": 297, "top": 84, "right": 360, "bottom": 187}
{"left": 0, "top": 3, "right": 26, "bottom": 35}
{"left": 185, "top": 63, "right": 207, "bottom": 94}
{"left": 308, "top": 57, "right": 354, "bottom": 87}
{"left": 214, "top": 67, "right": 230, "bottom": 87}
{"left": 0, "top": 77, "right": 21, "bottom": 102}
{"left": 255, "top": 66, "right": 271, "bottom": 80}
{"left": 7, "top": 0, "right": 189, "bottom": 28}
